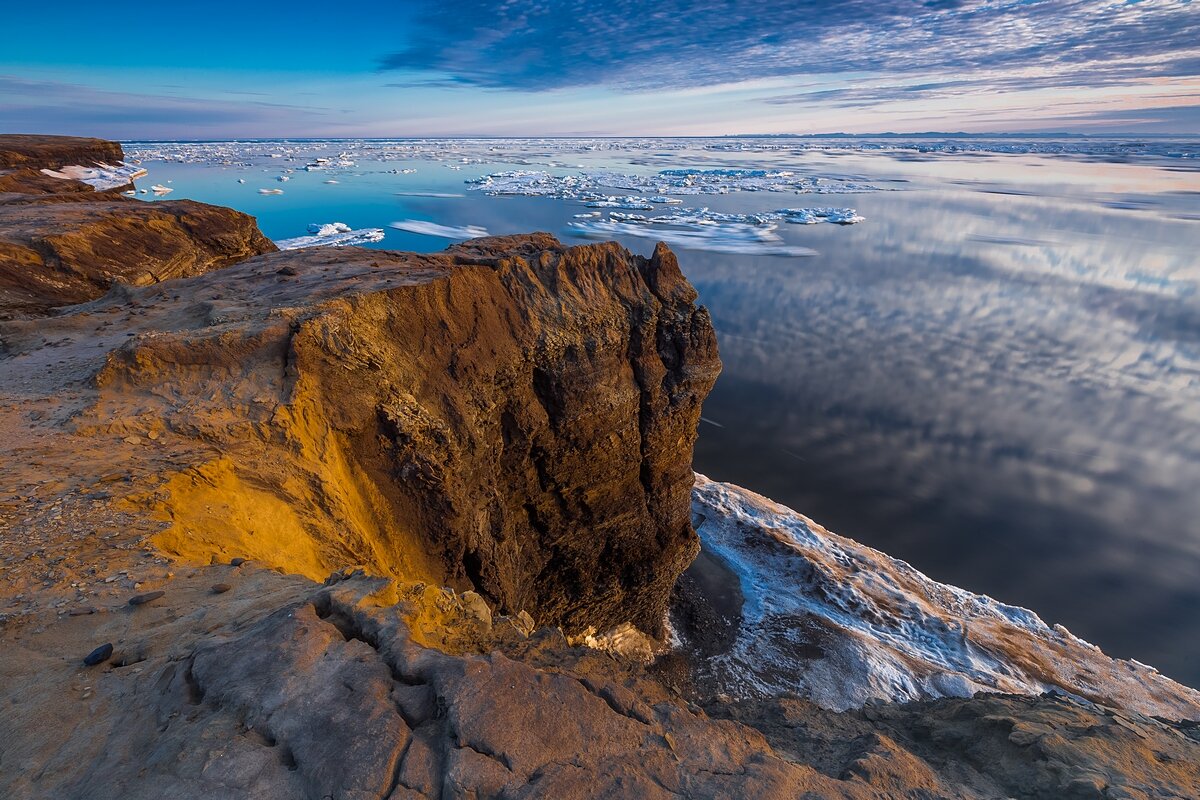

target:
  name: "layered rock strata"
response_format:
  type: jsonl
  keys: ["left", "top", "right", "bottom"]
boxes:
{"left": 0, "top": 135, "right": 275, "bottom": 318}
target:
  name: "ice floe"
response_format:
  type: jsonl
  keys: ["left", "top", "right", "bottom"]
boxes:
{"left": 274, "top": 222, "right": 385, "bottom": 250}
{"left": 258, "top": 188, "right": 284, "bottom": 195}
{"left": 150, "top": 184, "right": 173, "bottom": 195}
{"left": 389, "top": 220, "right": 488, "bottom": 240}
{"left": 468, "top": 168, "right": 879, "bottom": 200}
{"left": 570, "top": 218, "right": 816, "bottom": 257}
{"left": 566, "top": 205, "right": 862, "bottom": 256}
{"left": 39, "top": 162, "right": 148, "bottom": 191}
{"left": 686, "top": 475, "right": 1200, "bottom": 719}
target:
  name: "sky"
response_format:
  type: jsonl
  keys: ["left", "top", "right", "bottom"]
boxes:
{"left": 1, "top": 0, "right": 1198, "bottom": 138}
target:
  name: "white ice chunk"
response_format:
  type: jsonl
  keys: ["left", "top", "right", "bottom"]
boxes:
{"left": 569, "top": 219, "right": 816, "bottom": 257}
{"left": 388, "top": 220, "right": 488, "bottom": 240}
{"left": 275, "top": 222, "right": 385, "bottom": 250}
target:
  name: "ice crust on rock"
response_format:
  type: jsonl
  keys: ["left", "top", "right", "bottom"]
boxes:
{"left": 39, "top": 162, "right": 147, "bottom": 191}
{"left": 274, "top": 222, "right": 385, "bottom": 250}
{"left": 688, "top": 474, "right": 1200, "bottom": 719}
{"left": 388, "top": 219, "right": 488, "bottom": 240}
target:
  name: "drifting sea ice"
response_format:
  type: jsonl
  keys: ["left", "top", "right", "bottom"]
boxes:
{"left": 567, "top": 205, "right": 862, "bottom": 257}
{"left": 274, "top": 222, "right": 385, "bottom": 250}
{"left": 389, "top": 220, "right": 488, "bottom": 240}
{"left": 569, "top": 218, "right": 817, "bottom": 257}
{"left": 468, "top": 168, "right": 880, "bottom": 199}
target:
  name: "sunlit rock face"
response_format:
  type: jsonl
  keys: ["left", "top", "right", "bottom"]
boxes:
{"left": 19, "top": 231, "right": 719, "bottom": 636}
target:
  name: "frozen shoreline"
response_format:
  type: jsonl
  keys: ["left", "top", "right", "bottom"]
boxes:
{"left": 686, "top": 474, "right": 1200, "bottom": 719}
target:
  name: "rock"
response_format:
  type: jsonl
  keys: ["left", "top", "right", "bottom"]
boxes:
{"left": 82, "top": 642, "right": 112, "bottom": 666}
{"left": 211, "top": 583, "right": 232, "bottom": 594}
{"left": 0, "top": 195, "right": 276, "bottom": 317}
{"left": 459, "top": 590, "right": 492, "bottom": 628}
{"left": 86, "top": 235, "right": 719, "bottom": 636}
{"left": 0, "top": 134, "right": 124, "bottom": 171}
{"left": 230, "top": 558, "right": 247, "bottom": 567}
{"left": 128, "top": 590, "right": 164, "bottom": 606}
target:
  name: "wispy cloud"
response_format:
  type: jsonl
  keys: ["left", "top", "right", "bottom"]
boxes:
{"left": 380, "top": 0, "right": 1200, "bottom": 95}
{"left": 0, "top": 76, "right": 344, "bottom": 138}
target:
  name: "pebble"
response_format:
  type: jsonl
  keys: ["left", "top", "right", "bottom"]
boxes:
{"left": 128, "top": 591, "right": 164, "bottom": 606}
{"left": 211, "top": 583, "right": 232, "bottom": 594}
{"left": 83, "top": 643, "right": 113, "bottom": 666}
{"left": 68, "top": 607, "right": 97, "bottom": 616}
{"left": 230, "top": 558, "right": 248, "bottom": 567}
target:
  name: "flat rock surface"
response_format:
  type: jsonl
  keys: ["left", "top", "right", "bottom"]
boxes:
{"left": 0, "top": 134, "right": 124, "bottom": 170}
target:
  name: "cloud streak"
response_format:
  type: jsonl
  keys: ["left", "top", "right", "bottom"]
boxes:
{"left": 381, "top": 0, "right": 1200, "bottom": 99}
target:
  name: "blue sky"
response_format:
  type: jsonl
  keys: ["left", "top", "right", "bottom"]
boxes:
{"left": 1, "top": 0, "right": 1197, "bottom": 137}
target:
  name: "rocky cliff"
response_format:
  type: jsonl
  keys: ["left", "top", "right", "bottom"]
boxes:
{"left": 0, "top": 134, "right": 125, "bottom": 171}
{"left": 1, "top": 136, "right": 1198, "bottom": 800}
{"left": 0, "top": 136, "right": 275, "bottom": 318}
{"left": 54, "top": 234, "right": 718, "bottom": 635}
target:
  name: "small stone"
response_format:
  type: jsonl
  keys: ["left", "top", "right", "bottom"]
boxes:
{"left": 128, "top": 591, "right": 164, "bottom": 606}
{"left": 230, "top": 557, "right": 248, "bottom": 567}
{"left": 69, "top": 607, "right": 97, "bottom": 616}
{"left": 83, "top": 643, "right": 113, "bottom": 666}
{"left": 211, "top": 583, "right": 232, "bottom": 594}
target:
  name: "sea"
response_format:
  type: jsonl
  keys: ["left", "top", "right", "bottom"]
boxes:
{"left": 122, "top": 135, "right": 1200, "bottom": 686}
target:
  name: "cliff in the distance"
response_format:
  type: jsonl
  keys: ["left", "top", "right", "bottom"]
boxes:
{"left": 0, "top": 135, "right": 275, "bottom": 317}
{"left": 2, "top": 135, "right": 1199, "bottom": 800}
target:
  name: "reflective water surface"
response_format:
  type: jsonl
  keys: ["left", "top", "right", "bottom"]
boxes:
{"left": 127, "top": 138, "right": 1200, "bottom": 686}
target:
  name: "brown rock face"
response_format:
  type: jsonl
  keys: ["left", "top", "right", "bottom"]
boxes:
{"left": 77, "top": 235, "right": 719, "bottom": 635}
{"left": 0, "top": 135, "right": 276, "bottom": 318}
{"left": 294, "top": 234, "right": 720, "bottom": 634}
{"left": 0, "top": 195, "right": 277, "bottom": 316}
{"left": 0, "top": 133, "right": 125, "bottom": 170}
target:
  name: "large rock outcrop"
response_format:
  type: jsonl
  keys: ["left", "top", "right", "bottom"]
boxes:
{"left": 2, "top": 232, "right": 720, "bottom": 635}
{"left": 0, "top": 195, "right": 276, "bottom": 316}
{"left": 0, "top": 135, "right": 276, "bottom": 318}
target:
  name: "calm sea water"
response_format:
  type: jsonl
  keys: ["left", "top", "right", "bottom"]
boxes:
{"left": 126, "top": 138, "right": 1200, "bottom": 686}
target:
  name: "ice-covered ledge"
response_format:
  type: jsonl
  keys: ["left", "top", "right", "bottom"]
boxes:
{"left": 39, "top": 162, "right": 147, "bottom": 191}
{"left": 687, "top": 473, "right": 1200, "bottom": 719}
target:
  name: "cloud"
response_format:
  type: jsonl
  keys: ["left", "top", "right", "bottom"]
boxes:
{"left": 0, "top": 76, "right": 341, "bottom": 138}
{"left": 380, "top": 0, "right": 1200, "bottom": 93}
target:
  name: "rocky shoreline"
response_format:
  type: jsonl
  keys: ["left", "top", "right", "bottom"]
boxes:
{"left": 2, "top": 134, "right": 1198, "bottom": 799}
